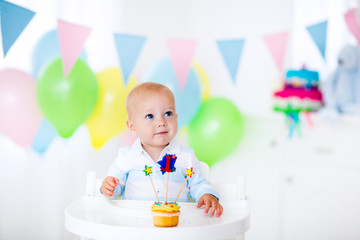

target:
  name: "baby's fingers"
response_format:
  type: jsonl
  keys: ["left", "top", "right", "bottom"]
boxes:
{"left": 197, "top": 198, "right": 204, "bottom": 208}
{"left": 210, "top": 202, "right": 216, "bottom": 217}
{"left": 101, "top": 184, "right": 114, "bottom": 197}
{"left": 204, "top": 199, "right": 211, "bottom": 214}
{"left": 114, "top": 178, "right": 120, "bottom": 185}
{"left": 216, "top": 204, "right": 223, "bottom": 217}
{"left": 106, "top": 177, "right": 118, "bottom": 189}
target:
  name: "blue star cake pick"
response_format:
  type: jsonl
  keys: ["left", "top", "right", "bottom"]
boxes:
{"left": 158, "top": 154, "right": 177, "bottom": 174}
{"left": 157, "top": 154, "right": 177, "bottom": 203}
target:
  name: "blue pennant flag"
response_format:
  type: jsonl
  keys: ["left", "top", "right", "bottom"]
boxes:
{"left": 0, "top": 0, "right": 35, "bottom": 56}
{"left": 216, "top": 39, "right": 245, "bottom": 84}
{"left": 158, "top": 154, "right": 177, "bottom": 175}
{"left": 113, "top": 33, "right": 146, "bottom": 85}
{"left": 306, "top": 20, "right": 328, "bottom": 59}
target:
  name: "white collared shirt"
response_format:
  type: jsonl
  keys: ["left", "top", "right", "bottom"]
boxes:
{"left": 106, "top": 138, "right": 219, "bottom": 202}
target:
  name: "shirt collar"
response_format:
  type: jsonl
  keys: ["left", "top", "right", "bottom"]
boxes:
{"left": 129, "top": 138, "right": 181, "bottom": 157}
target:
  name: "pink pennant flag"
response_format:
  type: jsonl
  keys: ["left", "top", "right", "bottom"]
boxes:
{"left": 57, "top": 19, "right": 92, "bottom": 76}
{"left": 264, "top": 31, "right": 289, "bottom": 73}
{"left": 345, "top": 8, "right": 360, "bottom": 45}
{"left": 166, "top": 39, "right": 197, "bottom": 90}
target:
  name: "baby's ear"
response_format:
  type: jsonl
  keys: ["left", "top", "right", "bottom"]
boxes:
{"left": 126, "top": 120, "right": 135, "bottom": 132}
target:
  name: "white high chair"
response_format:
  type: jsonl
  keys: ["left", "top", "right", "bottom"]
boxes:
{"left": 65, "top": 162, "right": 250, "bottom": 240}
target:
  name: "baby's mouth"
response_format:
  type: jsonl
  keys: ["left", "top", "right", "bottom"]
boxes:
{"left": 155, "top": 131, "right": 168, "bottom": 135}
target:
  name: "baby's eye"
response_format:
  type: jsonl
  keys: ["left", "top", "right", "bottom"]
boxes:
{"left": 145, "top": 114, "right": 154, "bottom": 119}
{"left": 165, "top": 111, "right": 173, "bottom": 117}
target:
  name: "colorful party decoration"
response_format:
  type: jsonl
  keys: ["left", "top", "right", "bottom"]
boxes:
{"left": 0, "top": 0, "right": 35, "bottom": 56}
{"left": 113, "top": 33, "right": 146, "bottom": 85}
{"left": 57, "top": 19, "right": 92, "bottom": 76}
{"left": 142, "top": 58, "right": 202, "bottom": 130}
{"left": 31, "top": 119, "right": 57, "bottom": 153}
{"left": 263, "top": 31, "right": 289, "bottom": 73}
{"left": 192, "top": 62, "right": 211, "bottom": 101}
{"left": 158, "top": 154, "right": 177, "bottom": 174}
{"left": 143, "top": 165, "right": 159, "bottom": 202}
{"left": 306, "top": 20, "right": 328, "bottom": 59}
{"left": 216, "top": 39, "right": 245, "bottom": 84}
{"left": 158, "top": 154, "right": 177, "bottom": 203}
{"left": 188, "top": 97, "right": 244, "bottom": 166}
{"left": 273, "top": 67, "right": 323, "bottom": 138}
{"left": 344, "top": 8, "right": 360, "bottom": 45}
{"left": 0, "top": 0, "right": 351, "bottom": 155}
{"left": 32, "top": 29, "right": 87, "bottom": 77}
{"left": 36, "top": 58, "right": 98, "bottom": 138}
{"left": 86, "top": 67, "right": 137, "bottom": 149}
{"left": 166, "top": 39, "right": 198, "bottom": 90}
{"left": 143, "top": 165, "right": 153, "bottom": 176}
{"left": 175, "top": 167, "right": 195, "bottom": 203}
{"left": 185, "top": 167, "right": 195, "bottom": 178}
{"left": 0, "top": 69, "right": 42, "bottom": 146}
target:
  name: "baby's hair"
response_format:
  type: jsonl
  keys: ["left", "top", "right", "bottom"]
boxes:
{"left": 126, "top": 82, "right": 175, "bottom": 118}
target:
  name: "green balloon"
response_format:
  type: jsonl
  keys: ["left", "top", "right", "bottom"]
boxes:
{"left": 188, "top": 97, "right": 244, "bottom": 166}
{"left": 36, "top": 58, "right": 98, "bottom": 138}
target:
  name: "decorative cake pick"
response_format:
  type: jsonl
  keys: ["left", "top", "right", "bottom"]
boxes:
{"left": 175, "top": 167, "right": 195, "bottom": 203}
{"left": 143, "top": 165, "right": 159, "bottom": 203}
{"left": 157, "top": 154, "right": 177, "bottom": 203}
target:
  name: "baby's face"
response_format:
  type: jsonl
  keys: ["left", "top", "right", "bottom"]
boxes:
{"left": 127, "top": 91, "right": 178, "bottom": 151}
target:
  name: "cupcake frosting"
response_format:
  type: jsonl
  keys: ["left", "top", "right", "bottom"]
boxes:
{"left": 151, "top": 202, "right": 180, "bottom": 212}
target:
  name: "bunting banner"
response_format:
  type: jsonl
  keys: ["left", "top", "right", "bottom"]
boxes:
{"left": 306, "top": 20, "right": 328, "bottom": 59}
{"left": 216, "top": 39, "right": 245, "bottom": 84}
{"left": 166, "top": 39, "right": 198, "bottom": 90}
{"left": 0, "top": 0, "right": 35, "bottom": 56}
{"left": 113, "top": 33, "right": 146, "bottom": 85}
{"left": 0, "top": 0, "right": 349, "bottom": 86}
{"left": 57, "top": 19, "right": 92, "bottom": 76}
{"left": 31, "top": 29, "right": 87, "bottom": 77}
{"left": 264, "top": 31, "right": 289, "bottom": 73}
{"left": 344, "top": 8, "right": 360, "bottom": 45}
{"left": 0, "top": 0, "right": 355, "bottom": 153}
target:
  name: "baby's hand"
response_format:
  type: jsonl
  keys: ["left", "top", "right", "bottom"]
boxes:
{"left": 197, "top": 194, "right": 223, "bottom": 217}
{"left": 101, "top": 176, "right": 119, "bottom": 197}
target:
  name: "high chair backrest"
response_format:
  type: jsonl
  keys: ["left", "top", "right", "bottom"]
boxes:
{"left": 199, "top": 161, "right": 246, "bottom": 201}
{"left": 85, "top": 161, "right": 246, "bottom": 201}
{"left": 211, "top": 176, "right": 246, "bottom": 201}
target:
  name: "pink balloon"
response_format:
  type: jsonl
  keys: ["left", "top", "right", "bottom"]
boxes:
{"left": 0, "top": 69, "right": 42, "bottom": 147}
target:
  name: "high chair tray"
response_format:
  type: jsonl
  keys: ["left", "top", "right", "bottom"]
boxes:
{"left": 65, "top": 196, "right": 250, "bottom": 240}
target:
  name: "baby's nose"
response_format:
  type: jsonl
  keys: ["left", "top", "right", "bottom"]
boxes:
{"left": 157, "top": 119, "right": 166, "bottom": 127}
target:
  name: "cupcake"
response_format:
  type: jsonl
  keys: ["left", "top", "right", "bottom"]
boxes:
{"left": 151, "top": 202, "right": 181, "bottom": 227}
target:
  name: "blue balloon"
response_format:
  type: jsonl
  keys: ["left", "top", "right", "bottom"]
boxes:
{"left": 31, "top": 119, "right": 57, "bottom": 153}
{"left": 32, "top": 29, "right": 87, "bottom": 77}
{"left": 141, "top": 58, "right": 202, "bottom": 130}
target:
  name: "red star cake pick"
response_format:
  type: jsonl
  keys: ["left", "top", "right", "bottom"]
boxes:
{"left": 175, "top": 167, "right": 195, "bottom": 203}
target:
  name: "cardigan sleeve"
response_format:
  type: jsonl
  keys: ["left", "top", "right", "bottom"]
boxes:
{"left": 186, "top": 151, "right": 220, "bottom": 202}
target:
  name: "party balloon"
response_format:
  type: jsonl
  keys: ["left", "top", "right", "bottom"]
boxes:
{"left": 142, "top": 58, "right": 202, "bottom": 130}
{"left": 32, "top": 29, "right": 87, "bottom": 77}
{"left": 0, "top": 69, "right": 42, "bottom": 146}
{"left": 36, "top": 58, "right": 98, "bottom": 138}
{"left": 188, "top": 98, "right": 244, "bottom": 166}
{"left": 192, "top": 61, "right": 211, "bottom": 101}
{"left": 31, "top": 119, "right": 57, "bottom": 153}
{"left": 86, "top": 67, "right": 137, "bottom": 149}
